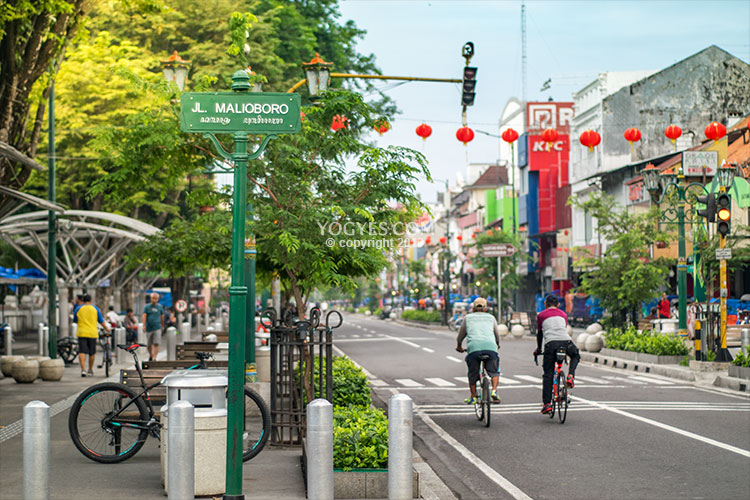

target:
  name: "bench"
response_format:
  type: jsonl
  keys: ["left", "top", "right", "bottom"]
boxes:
{"left": 177, "top": 341, "right": 219, "bottom": 360}
{"left": 510, "top": 312, "right": 535, "bottom": 335}
{"left": 142, "top": 359, "right": 228, "bottom": 370}
{"left": 120, "top": 368, "right": 173, "bottom": 408}
{"left": 202, "top": 331, "right": 229, "bottom": 343}
{"left": 637, "top": 319, "right": 654, "bottom": 332}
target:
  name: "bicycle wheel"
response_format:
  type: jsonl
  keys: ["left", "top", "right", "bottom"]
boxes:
{"left": 57, "top": 339, "right": 77, "bottom": 364}
{"left": 473, "top": 381, "right": 484, "bottom": 421}
{"left": 104, "top": 344, "right": 112, "bottom": 378}
{"left": 481, "top": 377, "right": 491, "bottom": 428}
{"left": 549, "top": 377, "right": 557, "bottom": 419}
{"left": 242, "top": 386, "right": 270, "bottom": 461}
{"left": 68, "top": 382, "right": 150, "bottom": 463}
{"left": 557, "top": 372, "right": 568, "bottom": 424}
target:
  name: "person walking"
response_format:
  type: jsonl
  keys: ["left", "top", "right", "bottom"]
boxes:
{"left": 142, "top": 293, "right": 164, "bottom": 361}
{"left": 124, "top": 308, "right": 138, "bottom": 344}
{"left": 73, "top": 294, "right": 110, "bottom": 377}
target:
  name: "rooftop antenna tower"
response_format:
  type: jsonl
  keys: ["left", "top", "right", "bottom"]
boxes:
{"left": 521, "top": 1, "right": 527, "bottom": 104}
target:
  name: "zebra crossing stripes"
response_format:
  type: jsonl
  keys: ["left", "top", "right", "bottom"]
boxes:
{"left": 628, "top": 375, "right": 674, "bottom": 385}
{"left": 395, "top": 378, "right": 424, "bottom": 387}
{"left": 604, "top": 375, "right": 646, "bottom": 385}
{"left": 576, "top": 375, "right": 611, "bottom": 384}
{"left": 425, "top": 377, "right": 456, "bottom": 387}
{"left": 515, "top": 375, "right": 542, "bottom": 383}
{"left": 369, "top": 379, "right": 389, "bottom": 387}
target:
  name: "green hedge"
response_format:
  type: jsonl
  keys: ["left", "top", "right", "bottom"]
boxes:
{"left": 345, "top": 306, "right": 355, "bottom": 313}
{"left": 401, "top": 310, "right": 441, "bottom": 322}
{"left": 334, "top": 406, "right": 388, "bottom": 470}
{"left": 299, "top": 356, "right": 372, "bottom": 408}
{"left": 605, "top": 326, "right": 688, "bottom": 356}
{"left": 357, "top": 306, "right": 368, "bottom": 314}
{"left": 732, "top": 347, "right": 750, "bottom": 367}
{"left": 374, "top": 307, "right": 383, "bottom": 317}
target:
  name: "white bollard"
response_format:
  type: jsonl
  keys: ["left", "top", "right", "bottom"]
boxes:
{"left": 214, "top": 320, "right": 223, "bottom": 332}
{"left": 114, "top": 328, "right": 126, "bottom": 365}
{"left": 4, "top": 324, "right": 12, "bottom": 355}
{"left": 180, "top": 322, "right": 190, "bottom": 344}
{"left": 38, "top": 323, "right": 45, "bottom": 356}
{"left": 23, "top": 401, "right": 49, "bottom": 500}
{"left": 307, "top": 399, "right": 333, "bottom": 500}
{"left": 166, "top": 327, "right": 177, "bottom": 361}
{"left": 742, "top": 328, "right": 749, "bottom": 352}
{"left": 388, "top": 393, "right": 413, "bottom": 500}
{"left": 137, "top": 323, "right": 148, "bottom": 358}
{"left": 168, "top": 401, "right": 195, "bottom": 500}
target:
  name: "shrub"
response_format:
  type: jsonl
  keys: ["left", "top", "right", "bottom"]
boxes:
{"left": 345, "top": 306, "right": 355, "bottom": 313}
{"left": 299, "top": 355, "right": 372, "bottom": 408}
{"left": 374, "top": 307, "right": 383, "bottom": 317}
{"left": 732, "top": 347, "right": 750, "bottom": 367}
{"left": 333, "top": 406, "right": 388, "bottom": 470}
{"left": 357, "top": 306, "right": 368, "bottom": 314}
{"left": 604, "top": 326, "right": 688, "bottom": 356}
{"left": 401, "top": 309, "right": 441, "bottom": 322}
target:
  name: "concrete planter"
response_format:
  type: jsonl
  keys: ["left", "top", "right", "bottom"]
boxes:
{"left": 39, "top": 358, "right": 65, "bottom": 381}
{"left": 28, "top": 356, "right": 50, "bottom": 379}
{"left": 1, "top": 355, "right": 25, "bottom": 377}
{"left": 12, "top": 359, "right": 39, "bottom": 383}
{"left": 600, "top": 348, "right": 683, "bottom": 365}
{"left": 689, "top": 360, "right": 731, "bottom": 372}
{"left": 729, "top": 365, "right": 750, "bottom": 380}
{"left": 333, "top": 469, "right": 419, "bottom": 499}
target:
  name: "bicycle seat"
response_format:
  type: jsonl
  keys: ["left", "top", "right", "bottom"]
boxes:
{"left": 117, "top": 343, "right": 145, "bottom": 353}
{"left": 194, "top": 351, "right": 213, "bottom": 361}
{"left": 556, "top": 350, "right": 567, "bottom": 362}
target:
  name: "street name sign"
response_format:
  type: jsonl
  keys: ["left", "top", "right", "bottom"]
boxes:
{"left": 715, "top": 248, "right": 732, "bottom": 260}
{"left": 682, "top": 151, "right": 718, "bottom": 177}
{"left": 180, "top": 92, "right": 301, "bottom": 134}
{"left": 481, "top": 243, "right": 517, "bottom": 257}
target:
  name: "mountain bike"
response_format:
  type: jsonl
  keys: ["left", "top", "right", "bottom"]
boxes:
{"left": 68, "top": 343, "right": 270, "bottom": 464}
{"left": 473, "top": 354, "right": 492, "bottom": 427}
{"left": 97, "top": 330, "right": 113, "bottom": 377}
{"left": 535, "top": 347, "right": 570, "bottom": 424}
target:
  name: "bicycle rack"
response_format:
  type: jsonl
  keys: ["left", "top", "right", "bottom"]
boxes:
{"left": 262, "top": 307, "right": 342, "bottom": 446}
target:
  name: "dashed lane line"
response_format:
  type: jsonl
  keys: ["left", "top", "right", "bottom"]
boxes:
{"left": 446, "top": 356, "right": 462, "bottom": 363}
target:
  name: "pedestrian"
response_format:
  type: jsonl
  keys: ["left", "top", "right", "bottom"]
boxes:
{"left": 106, "top": 305, "right": 120, "bottom": 329}
{"left": 124, "top": 308, "right": 138, "bottom": 344}
{"left": 73, "top": 294, "right": 110, "bottom": 377}
{"left": 658, "top": 292, "right": 671, "bottom": 319}
{"left": 142, "top": 293, "right": 165, "bottom": 361}
{"left": 534, "top": 294, "right": 580, "bottom": 415}
{"left": 455, "top": 297, "right": 502, "bottom": 404}
{"left": 165, "top": 307, "right": 178, "bottom": 330}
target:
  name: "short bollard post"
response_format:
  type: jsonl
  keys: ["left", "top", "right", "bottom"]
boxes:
{"left": 137, "top": 323, "right": 147, "bottom": 358}
{"left": 307, "top": 399, "right": 333, "bottom": 500}
{"left": 742, "top": 328, "right": 749, "bottom": 352}
{"left": 5, "top": 324, "right": 13, "bottom": 355}
{"left": 166, "top": 327, "right": 177, "bottom": 360}
{"left": 180, "top": 321, "right": 191, "bottom": 343}
{"left": 23, "top": 401, "right": 50, "bottom": 500}
{"left": 115, "top": 328, "right": 126, "bottom": 364}
{"left": 38, "top": 323, "right": 45, "bottom": 356}
{"left": 168, "top": 400, "right": 195, "bottom": 500}
{"left": 388, "top": 393, "right": 413, "bottom": 500}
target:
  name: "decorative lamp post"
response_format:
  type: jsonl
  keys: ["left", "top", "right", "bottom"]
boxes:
{"left": 642, "top": 162, "right": 709, "bottom": 340}
{"left": 717, "top": 161, "right": 736, "bottom": 189}
{"left": 302, "top": 53, "right": 334, "bottom": 97}
{"left": 161, "top": 50, "right": 190, "bottom": 91}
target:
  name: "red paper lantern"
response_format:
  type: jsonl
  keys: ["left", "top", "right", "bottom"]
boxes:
{"left": 416, "top": 123, "right": 433, "bottom": 140}
{"left": 425, "top": 236, "right": 432, "bottom": 245}
{"left": 541, "top": 128, "right": 558, "bottom": 147}
{"left": 331, "top": 115, "right": 348, "bottom": 132}
{"left": 704, "top": 121, "right": 727, "bottom": 142}
{"left": 486, "top": 230, "right": 493, "bottom": 236}
{"left": 623, "top": 127, "right": 641, "bottom": 145}
{"left": 664, "top": 124, "right": 682, "bottom": 144}
{"left": 457, "top": 235, "right": 463, "bottom": 241}
{"left": 439, "top": 236, "right": 447, "bottom": 245}
{"left": 456, "top": 126, "right": 475, "bottom": 146}
{"left": 579, "top": 129, "right": 601, "bottom": 152}
{"left": 374, "top": 120, "right": 390, "bottom": 136}
{"left": 501, "top": 127, "right": 519, "bottom": 143}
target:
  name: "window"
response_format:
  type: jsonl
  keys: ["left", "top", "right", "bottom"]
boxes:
{"left": 584, "top": 210, "right": 593, "bottom": 245}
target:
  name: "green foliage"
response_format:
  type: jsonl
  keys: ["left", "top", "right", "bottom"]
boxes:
{"left": 471, "top": 230, "right": 525, "bottom": 304}
{"left": 731, "top": 347, "right": 750, "bottom": 367}
{"left": 604, "top": 326, "right": 689, "bottom": 356}
{"left": 333, "top": 406, "right": 388, "bottom": 470}
{"left": 679, "top": 355, "right": 690, "bottom": 367}
{"left": 374, "top": 308, "right": 383, "bottom": 316}
{"left": 357, "top": 306, "right": 368, "bottom": 314}
{"left": 345, "top": 306, "right": 355, "bottom": 313}
{"left": 401, "top": 310, "right": 441, "bottom": 323}
{"left": 298, "top": 356, "right": 372, "bottom": 408}
{"left": 705, "top": 350, "right": 717, "bottom": 362}
{"left": 569, "top": 192, "right": 671, "bottom": 326}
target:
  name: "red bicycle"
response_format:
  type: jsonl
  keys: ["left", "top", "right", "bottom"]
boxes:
{"left": 535, "top": 347, "right": 570, "bottom": 424}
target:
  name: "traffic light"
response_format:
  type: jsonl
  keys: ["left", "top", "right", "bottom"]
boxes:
{"left": 462, "top": 66, "right": 477, "bottom": 107}
{"left": 696, "top": 193, "right": 716, "bottom": 222}
{"left": 716, "top": 192, "right": 731, "bottom": 237}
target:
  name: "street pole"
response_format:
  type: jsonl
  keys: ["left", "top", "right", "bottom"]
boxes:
{"left": 245, "top": 204, "right": 256, "bottom": 365}
{"left": 47, "top": 82, "right": 57, "bottom": 359}
{"left": 443, "top": 179, "right": 451, "bottom": 326}
{"left": 677, "top": 198, "right": 688, "bottom": 337}
{"left": 497, "top": 256, "right": 502, "bottom": 322}
{"left": 510, "top": 142, "right": 517, "bottom": 312}
{"left": 717, "top": 186, "right": 729, "bottom": 361}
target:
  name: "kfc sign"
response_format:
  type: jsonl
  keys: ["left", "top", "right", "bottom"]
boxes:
{"left": 527, "top": 134, "right": 570, "bottom": 179}
{"left": 526, "top": 102, "right": 574, "bottom": 133}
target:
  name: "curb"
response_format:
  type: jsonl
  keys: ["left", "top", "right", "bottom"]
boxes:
{"left": 393, "top": 318, "right": 449, "bottom": 331}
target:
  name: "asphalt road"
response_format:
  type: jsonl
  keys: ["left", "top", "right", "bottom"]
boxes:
{"left": 336, "top": 314, "right": 750, "bottom": 500}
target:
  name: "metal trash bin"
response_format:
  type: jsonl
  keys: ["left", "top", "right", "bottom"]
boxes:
{"left": 160, "top": 371, "right": 228, "bottom": 497}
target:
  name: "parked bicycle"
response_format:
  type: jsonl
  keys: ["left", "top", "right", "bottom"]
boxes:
{"left": 56, "top": 336, "right": 79, "bottom": 364}
{"left": 472, "top": 354, "right": 492, "bottom": 427}
{"left": 68, "top": 343, "right": 270, "bottom": 464}
{"left": 96, "top": 330, "right": 114, "bottom": 377}
{"left": 535, "top": 347, "right": 570, "bottom": 424}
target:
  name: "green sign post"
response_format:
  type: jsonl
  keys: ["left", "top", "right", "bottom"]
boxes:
{"left": 180, "top": 71, "right": 300, "bottom": 500}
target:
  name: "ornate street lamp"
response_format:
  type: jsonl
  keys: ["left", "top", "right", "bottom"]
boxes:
{"left": 302, "top": 53, "right": 334, "bottom": 97}
{"left": 717, "top": 161, "right": 737, "bottom": 190}
{"left": 641, "top": 163, "right": 661, "bottom": 195}
{"left": 161, "top": 50, "right": 190, "bottom": 91}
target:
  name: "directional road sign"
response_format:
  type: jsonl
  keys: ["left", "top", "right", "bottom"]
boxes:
{"left": 481, "top": 243, "right": 517, "bottom": 257}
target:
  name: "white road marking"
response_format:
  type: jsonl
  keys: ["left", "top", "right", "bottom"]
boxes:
{"left": 446, "top": 356, "right": 462, "bottom": 363}
{"left": 351, "top": 334, "right": 361, "bottom": 338}
{"left": 628, "top": 375, "right": 674, "bottom": 385}
{"left": 416, "top": 409, "right": 533, "bottom": 500}
{"left": 425, "top": 377, "right": 456, "bottom": 387}
{"left": 498, "top": 376, "right": 522, "bottom": 385}
{"left": 369, "top": 379, "right": 389, "bottom": 387}
{"left": 396, "top": 378, "right": 424, "bottom": 387}
{"left": 572, "top": 395, "right": 750, "bottom": 458}
{"left": 383, "top": 334, "right": 421, "bottom": 348}
{"left": 604, "top": 375, "right": 646, "bottom": 385}
{"left": 515, "top": 375, "right": 542, "bottom": 383}
{"left": 576, "top": 375, "right": 611, "bottom": 384}
{"left": 422, "top": 347, "right": 435, "bottom": 353}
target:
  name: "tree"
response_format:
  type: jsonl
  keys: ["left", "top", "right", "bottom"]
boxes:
{"left": 569, "top": 192, "right": 671, "bottom": 327}
{"left": 471, "top": 230, "right": 523, "bottom": 311}
{"left": 695, "top": 223, "right": 750, "bottom": 300}
{"left": 0, "top": 0, "right": 89, "bottom": 210}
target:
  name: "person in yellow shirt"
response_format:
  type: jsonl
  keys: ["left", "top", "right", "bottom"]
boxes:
{"left": 73, "top": 294, "right": 110, "bottom": 377}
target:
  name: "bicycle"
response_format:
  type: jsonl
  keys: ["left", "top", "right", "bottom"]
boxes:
{"left": 68, "top": 343, "right": 270, "bottom": 464}
{"left": 97, "top": 330, "right": 113, "bottom": 377}
{"left": 56, "top": 336, "right": 79, "bottom": 365}
{"left": 473, "top": 354, "right": 492, "bottom": 427}
{"left": 535, "top": 347, "right": 570, "bottom": 424}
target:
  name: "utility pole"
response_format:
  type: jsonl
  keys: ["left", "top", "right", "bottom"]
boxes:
{"left": 47, "top": 82, "right": 57, "bottom": 359}
{"left": 443, "top": 179, "right": 451, "bottom": 326}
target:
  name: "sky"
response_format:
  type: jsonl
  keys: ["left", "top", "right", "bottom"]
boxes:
{"left": 335, "top": 0, "right": 750, "bottom": 203}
